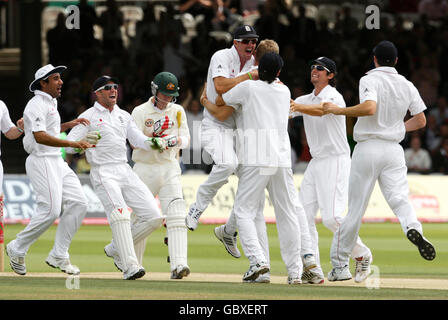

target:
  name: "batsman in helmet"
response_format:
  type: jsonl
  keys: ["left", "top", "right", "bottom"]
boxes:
{"left": 131, "top": 71, "right": 191, "bottom": 279}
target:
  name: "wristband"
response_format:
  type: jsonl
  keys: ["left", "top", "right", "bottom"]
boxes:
{"left": 17, "top": 127, "right": 23, "bottom": 133}
{"left": 247, "top": 72, "right": 253, "bottom": 80}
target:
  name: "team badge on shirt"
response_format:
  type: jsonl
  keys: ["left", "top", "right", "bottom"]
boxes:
{"left": 145, "top": 119, "right": 154, "bottom": 127}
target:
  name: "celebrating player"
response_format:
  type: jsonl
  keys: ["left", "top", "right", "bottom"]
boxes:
{"left": 66, "top": 76, "right": 164, "bottom": 280}
{"left": 6, "top": 64, "right": 93, "bottom": 276}
{"left": 290, "top": 56, "right": 372, "bottom": 283}
{"left": 131, "top": 71, "right": 191, "bottom": 279}
{"left": 323, "top": 41, "right": 436, "bottom": 282}
{"left": 185, "top": 25, "right": 259, "bottom": 239}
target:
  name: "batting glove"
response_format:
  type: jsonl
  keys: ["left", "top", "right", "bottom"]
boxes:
{"left": 153, "top": 116, "right": 174, "bottom": 137}
{"left": 163, "top": 135, "right": 179, "bottom": 148}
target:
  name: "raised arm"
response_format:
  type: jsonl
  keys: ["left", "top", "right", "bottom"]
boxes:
{"left": 290, "top": 99, "right": 324, "bottom": 117}
{"left": 213, "top": 68, "right": 258, "bottom": 94}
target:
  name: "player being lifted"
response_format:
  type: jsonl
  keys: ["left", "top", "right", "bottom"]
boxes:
{"left": 131, "top": 72, "right": 191, "bottom": 279}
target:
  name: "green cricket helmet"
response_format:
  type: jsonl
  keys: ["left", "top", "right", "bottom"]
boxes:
{"left": 151, "top": 72, "right": 179, "bottom": 97}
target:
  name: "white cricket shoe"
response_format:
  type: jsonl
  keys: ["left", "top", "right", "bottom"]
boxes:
{"left": 242, "top": 262, "right": 269, "bottom": 282}
{"left": 123, "top": 265, "right": 145, "bottom": 280}
{"left": 327, "top": 266, "right": 352, "bottom": 282}
{"left": 244, "top": 272, "right": 271, "bottom": 283}
{"left": 287, "top": 274, "right": 302, "bottom": 285}
{"left": 104, "top": 243, "right": 124, "bottom": 272}
{"left": 354, "top": 255, "right": 373, "bottom": 283}
{"left": 45, "top": 255, "right": 80, "bottom": 275}
{"left": 301, "top": 254, "right": 324, "bottom": 284}
{"left": 6, "top": 242, "right": 26, "bottom": 275}
{"left": 214, "top": 225, "right": 241, "bottom": 258}
{"left": 406, "top": 228, "right": 436, "bottom": 261}
{"left": 171, "top": 264, "right": 191, "bottom": 279}
{"left": 185, "top": 203, "right": 202, "bottom": 231}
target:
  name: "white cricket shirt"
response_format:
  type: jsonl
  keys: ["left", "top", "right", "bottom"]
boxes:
{"left": 205, "top": 45, "right": 255, "bottom": 129}
{"left": 292, "top": 85, "right": 350, "bottom": 158}
{"left": 223, "top": 80, "right": 292, "bottom": 168}
{"left": 22, "top": 90, "right": 61, "bottom": 157}
{"left": 355, "top": 67, "right": 427, "bottom": 143}
{"left": 0, "top": 100, "right": 14, "bottom": 157}
{"left": 131, "top": 97, "right": 190, "bottom": 165}
{"left": 66, "top": 102, "right": 150, "bottom": 166}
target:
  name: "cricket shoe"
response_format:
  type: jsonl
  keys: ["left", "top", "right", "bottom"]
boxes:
{"left": 406, "top": 228, "right": 436, "bottom": 261}
{"left": 244, "top": 272, "right": 271, "bottom": 283}
{"left": 242, "top": 262, "right": 269, "bottom": 282}
{"left": 171, "top": 264, "right": 191, "bottom": 279}
{"left": 287, "top": 274, "right": 302, "bottom": 285}
{"left": 104, "top": 243, "right": 124, "bottom": 272}
{"left": 214, "top": 225, "right": 241, "bottom": 258}
{"left": 354, "top": 255, "right": 372, "bottom": 283}
{"left": 6, "top": 242, "right": 26, "bottom": 275}
{"left": 46, "top": 255, "right": 80, "bottom": 275}
{"left": 301, "top": 254, "right": 324, "bottom": 284}
{"left": 123, "top": 264, "right": 145, "bottom": 280}
{"left": 185, "top": 203, "right": 202, "bottom": 231}
{"left": 327, "top": 266, "right": 352, "bottom": 282}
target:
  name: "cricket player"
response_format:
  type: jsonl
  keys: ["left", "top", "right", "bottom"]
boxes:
{"left": 323, "top": 41, "right": 436, "bottom": 282}
{"left": 201, "top": 40, "right": 321, "bottom": 284}
{"left": 66, "top": 76, "right": 164, "bottom": 280}
{"left": 6, "top": 64, "right": 94, "bottom": 276}
{"left": 290, "top": 56, "right": 372, "bottom": 283}
{"left": 185, "top": 25, "right": 259, "bottom": 238}
{"left": 209, "top": 52, "right": 303, "bottom": 284}
{"left": 1, "top": 101, "right": 24, "bottom": 267}
{"left": 131, "top": 71, "right": 191, "bottom": 279}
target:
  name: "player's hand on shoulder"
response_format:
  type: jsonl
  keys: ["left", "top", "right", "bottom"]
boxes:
{"left": 16, "top": 118, "right": 24, "bottom": 130}
{"left": 249, "top": 69, "right": 259, "bottom": 80}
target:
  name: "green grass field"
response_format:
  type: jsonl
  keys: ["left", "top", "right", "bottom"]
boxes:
{"left": 1, "top": 222, "right": 447, "bottom": 300}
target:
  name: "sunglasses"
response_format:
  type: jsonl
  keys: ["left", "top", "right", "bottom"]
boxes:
{"left": 235, "top": 39, "right": 257, "bottom": 45}
{"left": 311, "top": 65, "right": 331, "bottom": 72}
{"left": 95, "top": 84, "right": 118, "bottom": 92}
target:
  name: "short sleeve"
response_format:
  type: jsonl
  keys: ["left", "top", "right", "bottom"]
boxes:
{"left": 359, "top": 76, "right": 377, "bottom": 103}
{"left": 222, "top": 81, "right": 248, "bottom": 110}
{"left": 210, "top": 51, "right": 232, "bottom": 79}
{"left": 408, "top": 83, "right": 427, "bottom": 116}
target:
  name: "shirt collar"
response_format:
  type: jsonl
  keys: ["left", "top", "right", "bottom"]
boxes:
{"left": 312, "top": 84, "right": 332, "bottom": 98}
{"left": 94, "top": 101, "right": 116, "bottom": 112}
{"left": 34, "top": 90, "right": 57, "bottom": 103}
{"left": 366, "top": 66, "right": 398, "bottom": 74}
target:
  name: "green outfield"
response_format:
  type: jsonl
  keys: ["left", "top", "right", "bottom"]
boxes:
{"left": 1, "top": 222, "right": 447, "bottom": 300}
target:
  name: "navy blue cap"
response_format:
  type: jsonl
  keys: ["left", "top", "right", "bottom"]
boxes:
{"left": 373, "top": 40, "right": 398, "bottom": 64}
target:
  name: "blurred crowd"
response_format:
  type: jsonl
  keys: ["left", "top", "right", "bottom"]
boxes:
{"left": 46, "top": 0, "right": 448, "bottom": 175}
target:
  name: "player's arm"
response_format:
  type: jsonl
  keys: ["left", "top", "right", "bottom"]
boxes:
{"left": 4, "top": 118, "right": 24, "bottom": 139}
{"left": 200, "top": 86, "right": 234, "bottom": 121}
{"left": 290, "top": 99, "right": 324, "bottom": 117}
{"left": 214, "top": 69, "right": 258, "bottom": 94}
{"left": 34, "top": 131, "right": 92, "bottom": 149}
{"left": 60, "top": 118, "right": 90, "bottom": 132}
{"left": 405, "top": 112, "right": 426, "bottom": 132}
{"left": 323, "top": 100, "right": 376, "bottom": 117}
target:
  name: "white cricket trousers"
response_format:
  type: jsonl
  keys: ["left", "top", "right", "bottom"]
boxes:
{"left": 89, "top": 163, "right": 161, "bottom": 224}
{"left": 331, "top": 140, "right": 422, "bottom": 267}
{"left": 11, "top": 154, "right": 87, "bottom": 258}
{"left": 234, "top": 166, "right": 302, "bottom": 276}
{"left": 195, "top": 120, "right": 238, "bottom": 212}
{"left": 300, "top": 155, "right": 371, "bottom": 273}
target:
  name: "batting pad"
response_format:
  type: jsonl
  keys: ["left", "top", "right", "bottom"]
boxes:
{"left": 166, "top": 199, "right": 188, "bottom": 270}
{"left": 109, "top": 207, "right": 139, "bottom": 271}
{"left": 134, "top": 238, "right": 147, "bottom": 266}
